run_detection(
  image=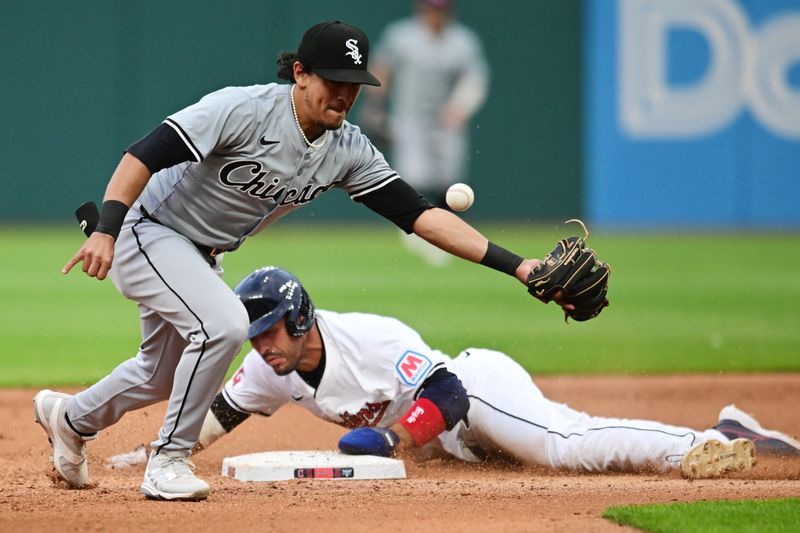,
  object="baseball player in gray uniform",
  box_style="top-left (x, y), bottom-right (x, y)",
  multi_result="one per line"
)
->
top-left (363, 0), bottom-right (490, 266)
top-left (197, 267), bottom-right (800, 478)
top-left (34, 21), bottom-right (550, 501)
top-left (370, 0), bottom-right (489, 197)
